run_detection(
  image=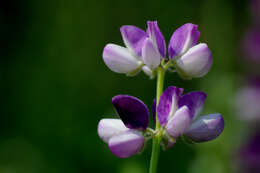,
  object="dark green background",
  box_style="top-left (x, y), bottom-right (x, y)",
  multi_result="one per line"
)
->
top-left (0, 0), bottom-right (249, 172)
